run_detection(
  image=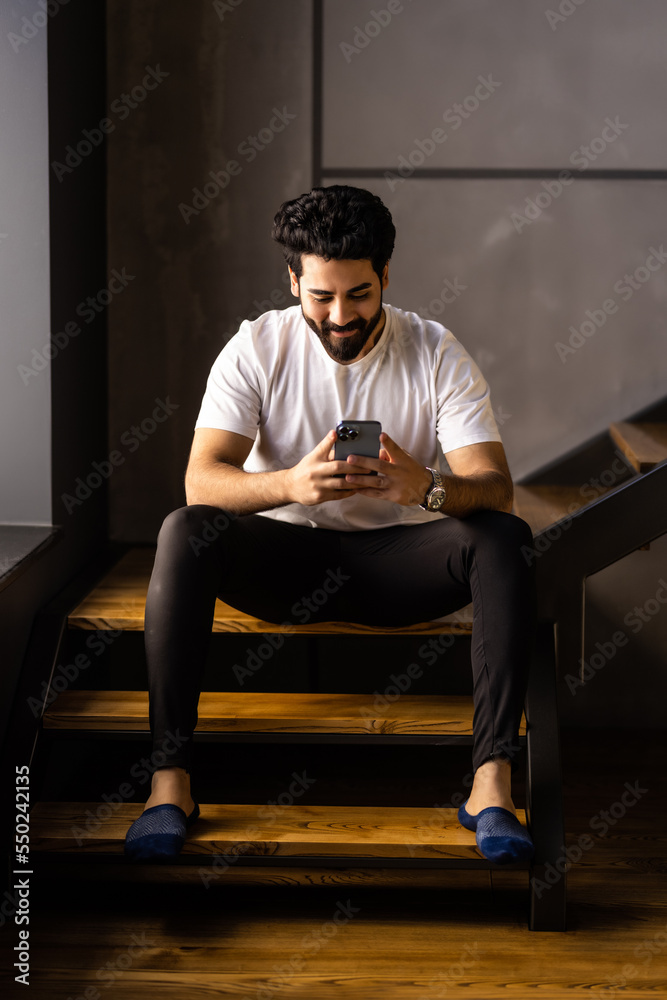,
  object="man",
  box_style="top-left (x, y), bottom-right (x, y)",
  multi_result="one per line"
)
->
top-left (124, 185), bottom-right (536, 865)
